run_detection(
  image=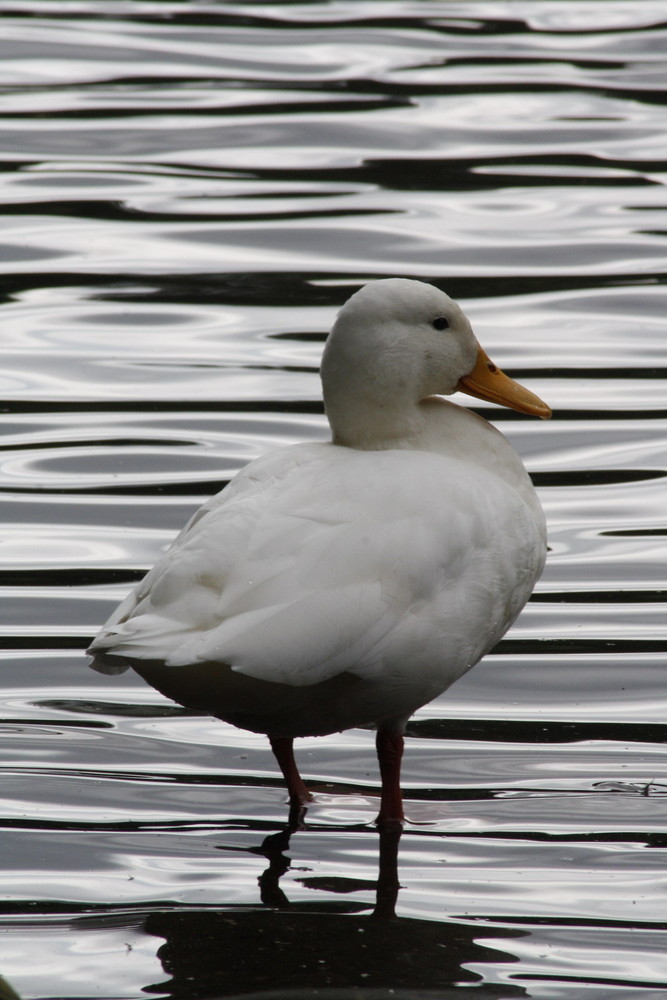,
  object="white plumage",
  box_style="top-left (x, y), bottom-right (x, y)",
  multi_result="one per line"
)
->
top-left (89, 278), bottom-right (550, 824)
